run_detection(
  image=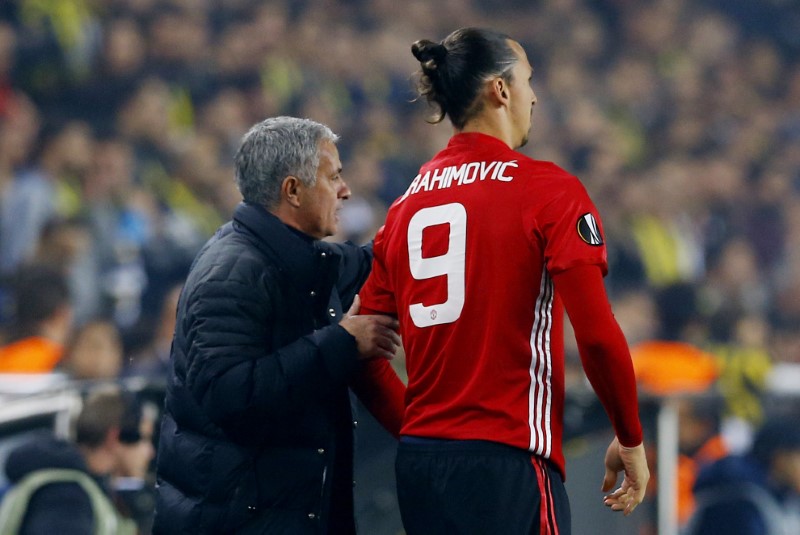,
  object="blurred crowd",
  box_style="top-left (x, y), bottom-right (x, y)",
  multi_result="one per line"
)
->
top-left (1, 1), bottom-right (799, 533)
top-left (0, 0), bottom-right (799, 387)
